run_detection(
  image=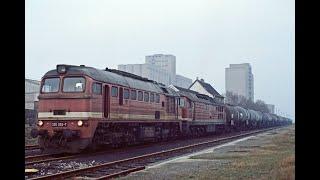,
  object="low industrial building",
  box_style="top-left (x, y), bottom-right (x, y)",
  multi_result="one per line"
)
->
top-left (25, 78), bottom-right (40, 124)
